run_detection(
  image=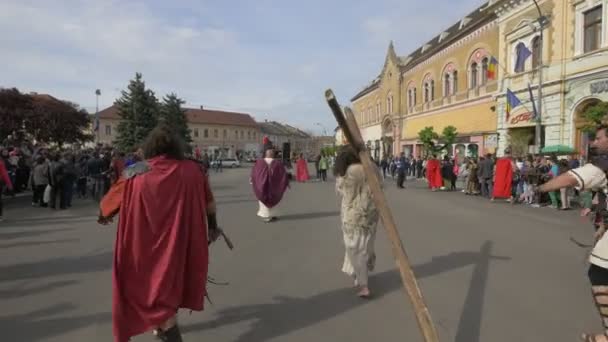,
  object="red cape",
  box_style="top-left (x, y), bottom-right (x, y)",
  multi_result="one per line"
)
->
top-left (295, 158), bottom-right (310, 182)
top-left (251, 158), bottom-right (289, 208)
top-left (112, 156), bottom-right (210, 342)
top-left (492, 158), bottom-right (513, 198)
top-left (426, 159), bottom-right (443, 189)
